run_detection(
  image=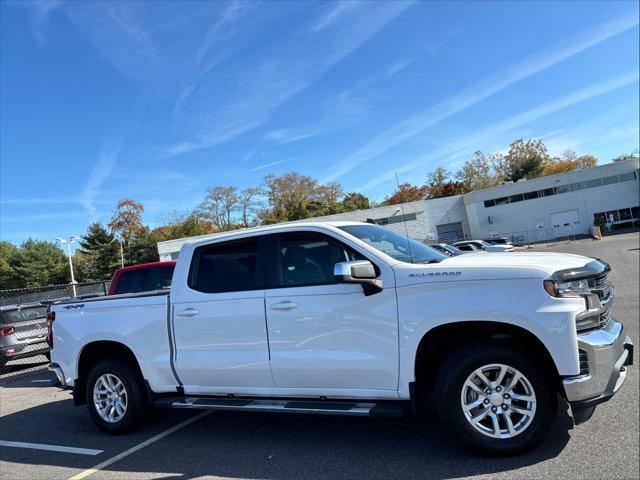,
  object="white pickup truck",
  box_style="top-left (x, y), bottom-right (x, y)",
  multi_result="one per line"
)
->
top-left (48, 221), bottom-right (633, 455)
